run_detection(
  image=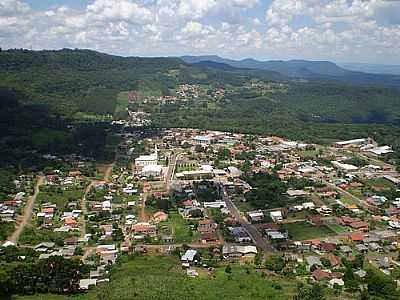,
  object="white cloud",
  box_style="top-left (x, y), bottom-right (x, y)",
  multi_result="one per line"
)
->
top-left (87, 0), bottom-right (153, 24)
top-left (0, 0), bottom-right (30, 16)
top-left (0, 0), bottom-right (399, 63)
